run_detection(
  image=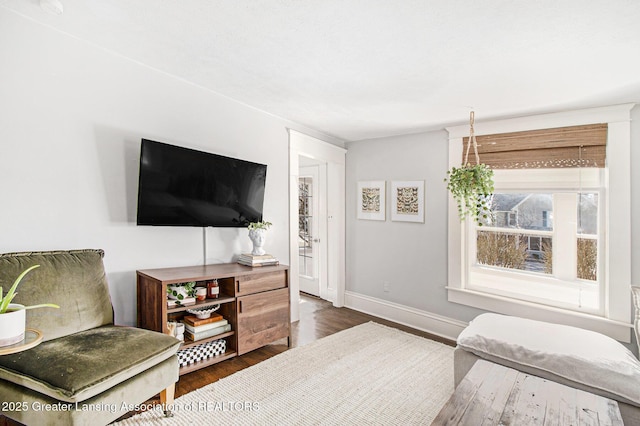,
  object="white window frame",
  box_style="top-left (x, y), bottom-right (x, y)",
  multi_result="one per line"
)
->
top-left (446, 104), bottom-right (634, 342)
top-left (468, 170), bottom-right (604, 314)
